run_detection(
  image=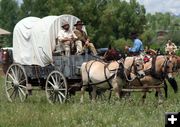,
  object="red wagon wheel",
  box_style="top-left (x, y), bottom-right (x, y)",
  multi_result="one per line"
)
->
top-left (45, 71), bottom-right (68, 104)
top-left (5, 63), bottom-right (28, 102)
